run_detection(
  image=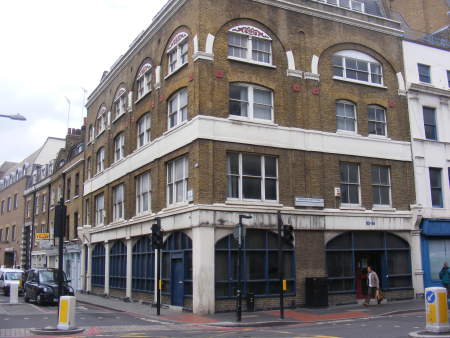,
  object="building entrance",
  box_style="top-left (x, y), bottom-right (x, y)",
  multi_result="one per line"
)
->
top-left (355, 251), bottom-right (383, 299)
